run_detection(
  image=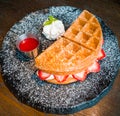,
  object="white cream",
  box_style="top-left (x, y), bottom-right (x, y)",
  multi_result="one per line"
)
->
top-left (45, 74), bottom-right (54, 80)
top-left (45, 74), bottom-right (73, 80)
top-left (42, 20), bottom-right (65, 40)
